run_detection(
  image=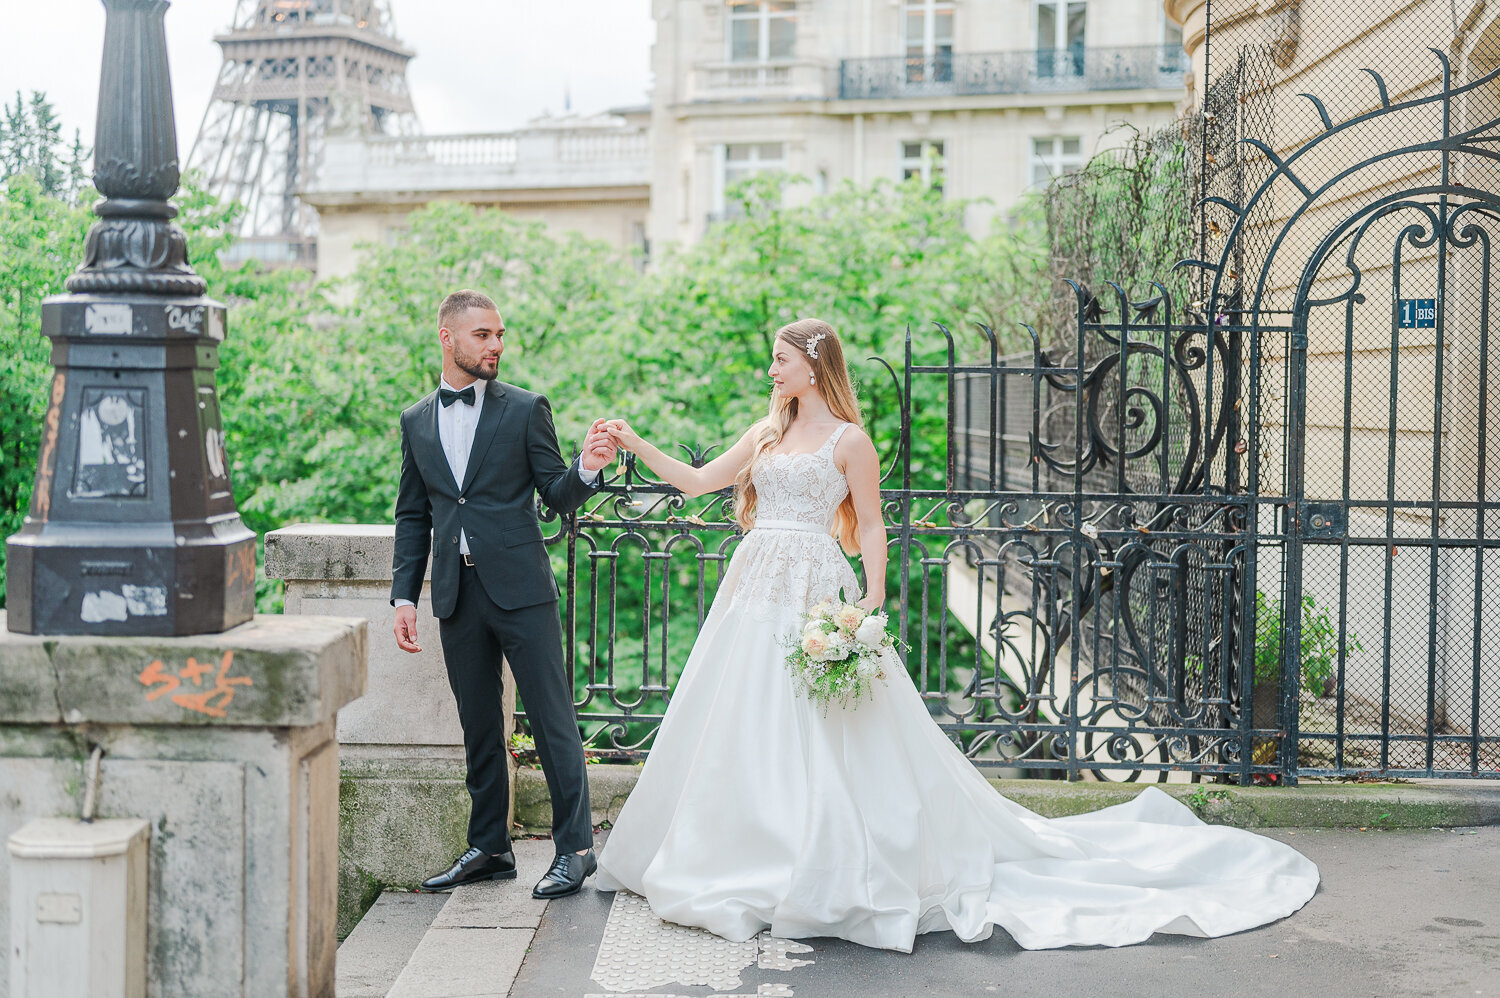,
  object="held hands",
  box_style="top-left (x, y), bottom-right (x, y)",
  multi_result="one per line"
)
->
top-left (394, 605), bottom-right (421, 653)
top-left (602, 418), bottom-right (643, 452)
top-left (580, 418), bottom-right (618, 473)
